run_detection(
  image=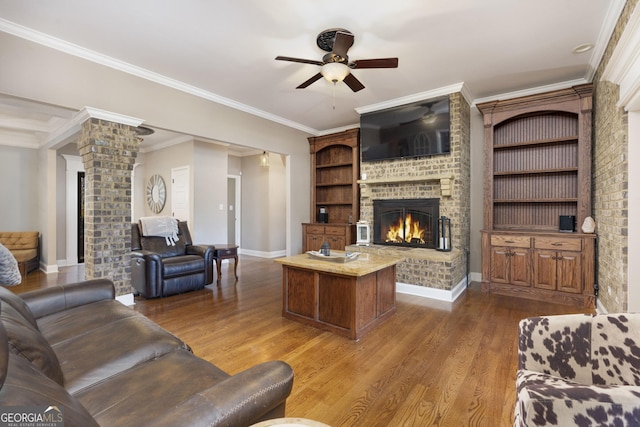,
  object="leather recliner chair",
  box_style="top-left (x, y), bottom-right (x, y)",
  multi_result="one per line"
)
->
top-left (131, 221), bottom-right (215, 298)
